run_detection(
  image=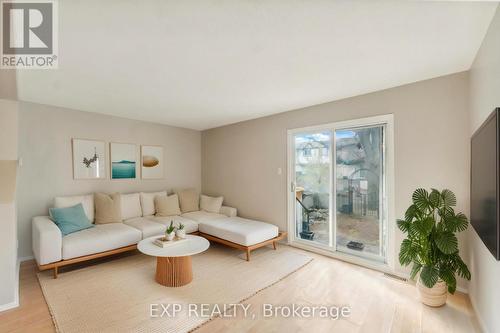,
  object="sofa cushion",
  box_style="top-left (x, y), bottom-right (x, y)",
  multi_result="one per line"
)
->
top-left (120, 193), bottom-right (142, 220)
top-left (146, 215), bottom-right (199, 234)
top-left (177, 189), bottom-right (199, 213)
top-left (200, 194), bottom-right (224, 214)
top-left (199, 217), bottom-right (279, 246)
top-left (94, 193), bottom-right (122, 224)
top-left (155, 194), bottom-right (181, 216)
top-left (49, 203), bottom-right (94, 236)
top-left (123, 217), bottom-right (165, 239)
top-left (54, 194), bottom-right (94, 222)
top-left (140, 191), bottom-right (166, 216)
top-left (62, 223), bottom-right (141, 260)
top-left (181, 210), bottom-right (226, 223)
